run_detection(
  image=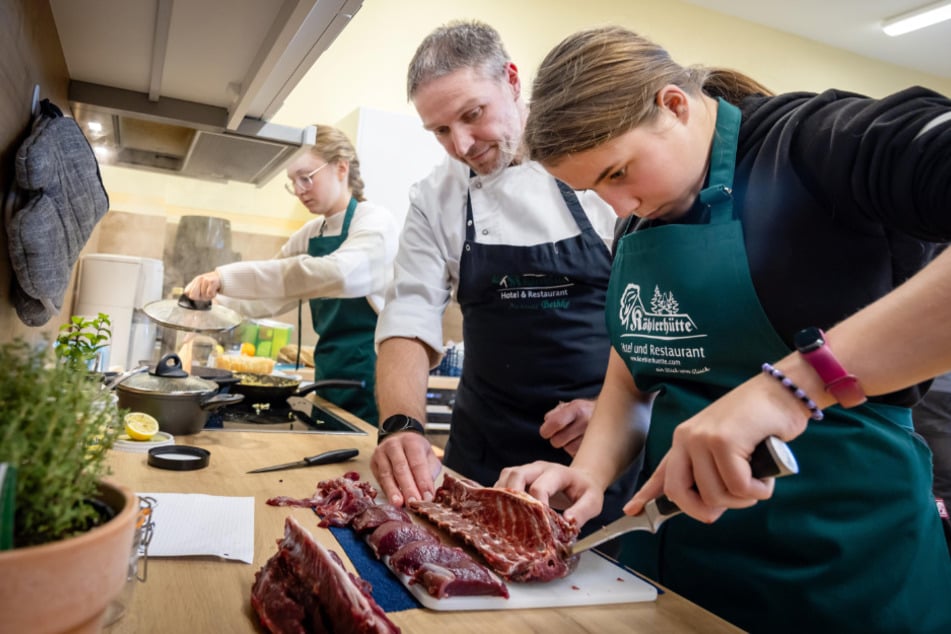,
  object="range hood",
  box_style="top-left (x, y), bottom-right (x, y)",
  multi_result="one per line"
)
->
top-left (50, 0), bottom-right (363, 186)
